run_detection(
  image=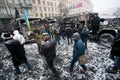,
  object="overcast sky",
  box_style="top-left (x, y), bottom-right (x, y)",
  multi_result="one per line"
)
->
top-left (92, 0), bottom-right (120, 13)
